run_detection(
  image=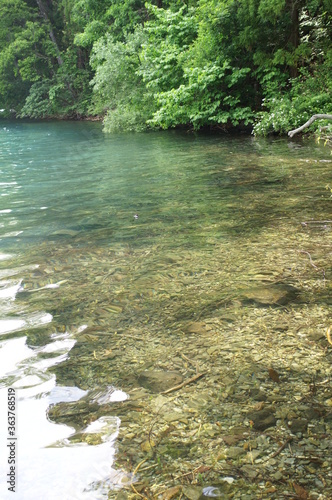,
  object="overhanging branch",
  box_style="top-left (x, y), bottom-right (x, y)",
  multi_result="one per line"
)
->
top-left (288, 114), bottom-right (332, 137)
